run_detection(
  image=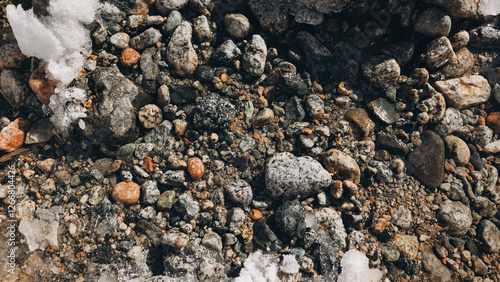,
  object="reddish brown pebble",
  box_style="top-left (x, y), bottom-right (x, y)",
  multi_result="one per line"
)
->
top-left (120, 47), bottom-right (141, 67)
top-left (372, 218), bottom-right (387, 234)
top-left (144, 156), bottom-right (154, 173)
top-left (0, 118), bottom-right (30, 152)
top-left (29, 64), bottom-right (57, 105)
top-left (112, 180), bottom-right (140, 206)
top-left (486, 112), bottom-right (500, 134)
top-left (187, 157), bottom-right (205, 180)
top-left (105, 160), bottom-right (122, 175)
